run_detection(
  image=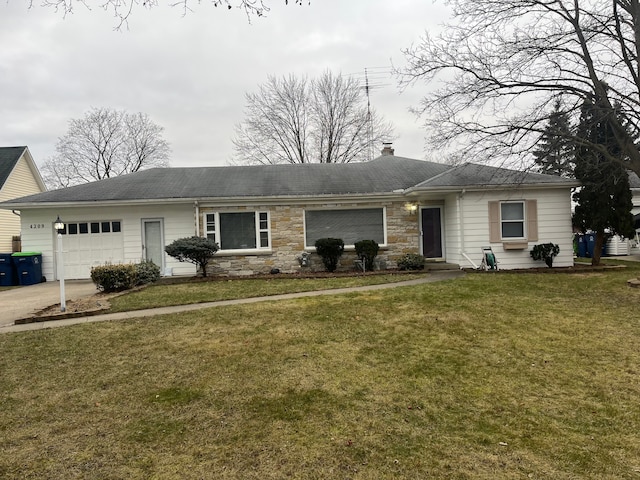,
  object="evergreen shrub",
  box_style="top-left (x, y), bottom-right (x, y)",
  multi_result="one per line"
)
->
top-left (165, 236), bottom-right (219, 277)
top-left (397, 253), bottom-right (425, 270)
top-left (91, 264), bottom-right (138, 292)
top-left (314, 238), bottom-right (345, 272)
top-left (135, 259), bottom-right (161, 285)
top-left (354, 239), bottom-right (380, 271)
top-left (530, 243), bottom-right (560, 268)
